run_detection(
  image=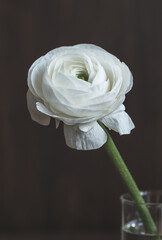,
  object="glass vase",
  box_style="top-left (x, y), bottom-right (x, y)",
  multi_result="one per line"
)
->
top-left (121, 190), bottom-right (162, 240)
